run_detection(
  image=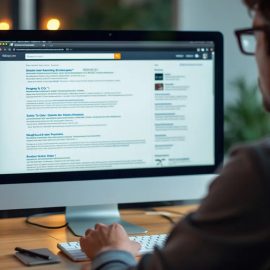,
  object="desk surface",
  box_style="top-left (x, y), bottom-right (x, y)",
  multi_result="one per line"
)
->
top-left (0, 205), bottom-right (198, 270)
